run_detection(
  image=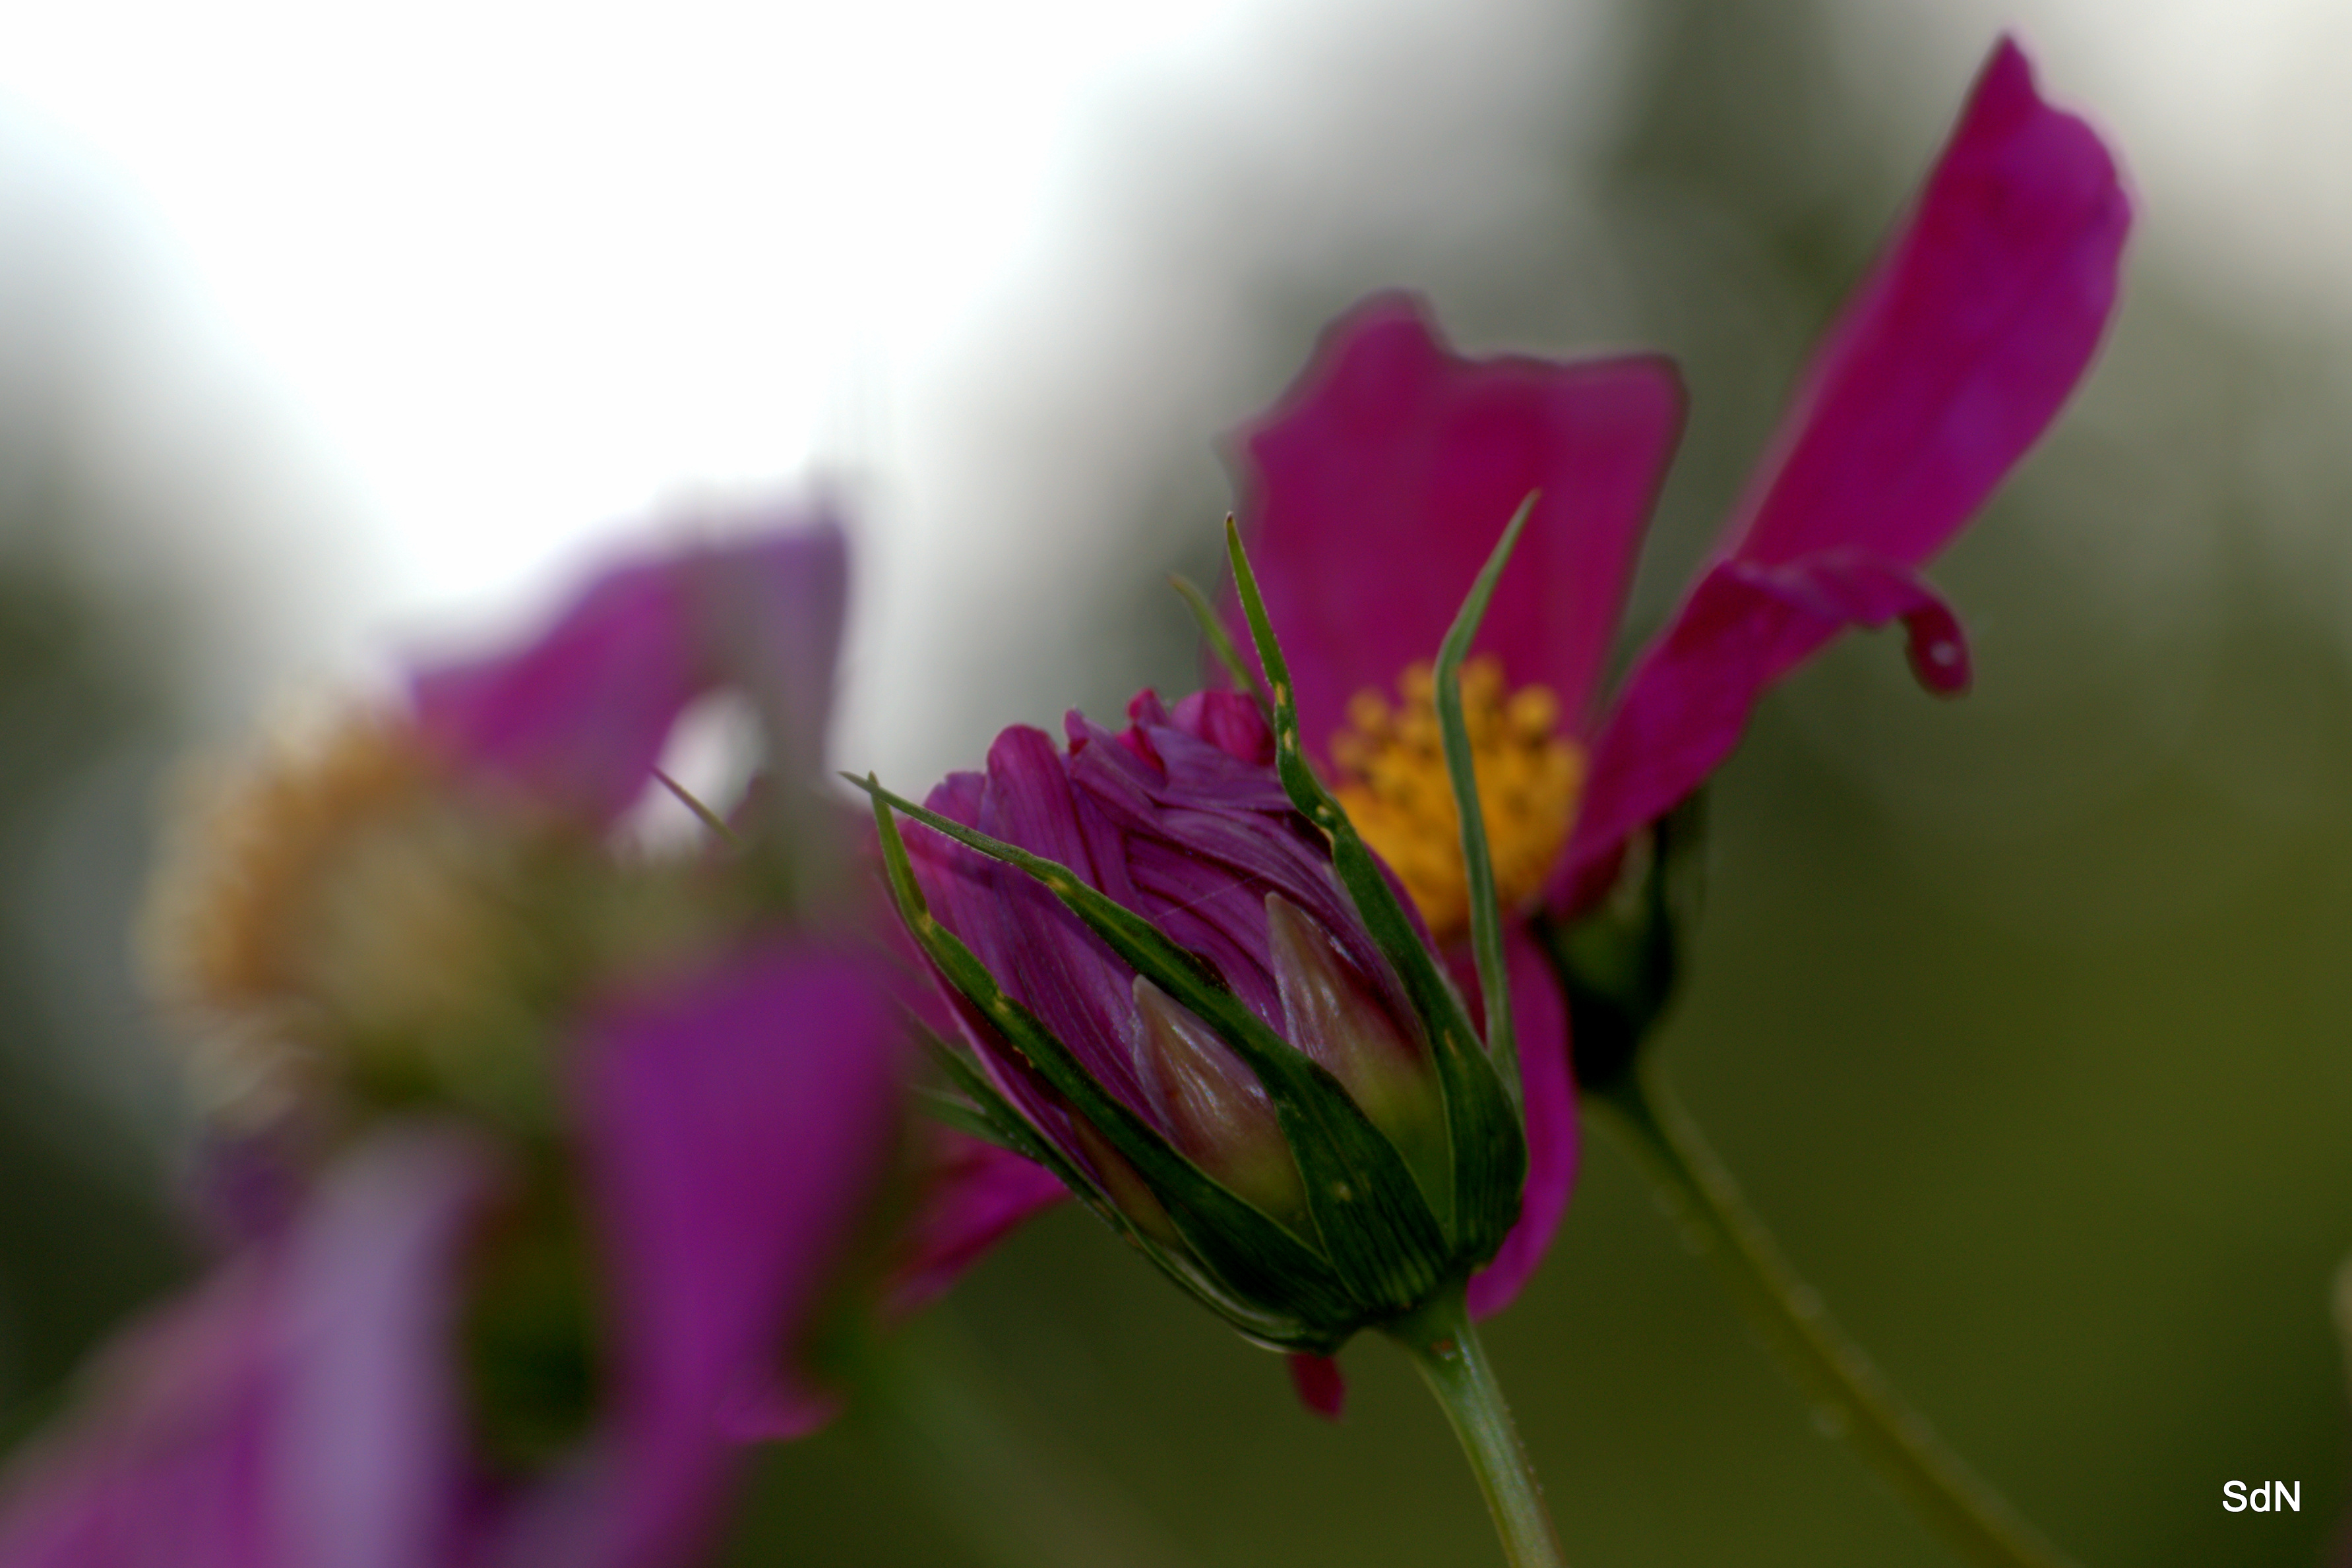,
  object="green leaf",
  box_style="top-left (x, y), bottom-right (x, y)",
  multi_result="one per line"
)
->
top-left (1223, 519), bottom-right (1526, 1262)
top-left (857, 773), bottom-right (1450, 1316)
top-left (913, 1024), bottom-right (1084, 1176)
top-left (867, 785), bottom-right (1351, 1343)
